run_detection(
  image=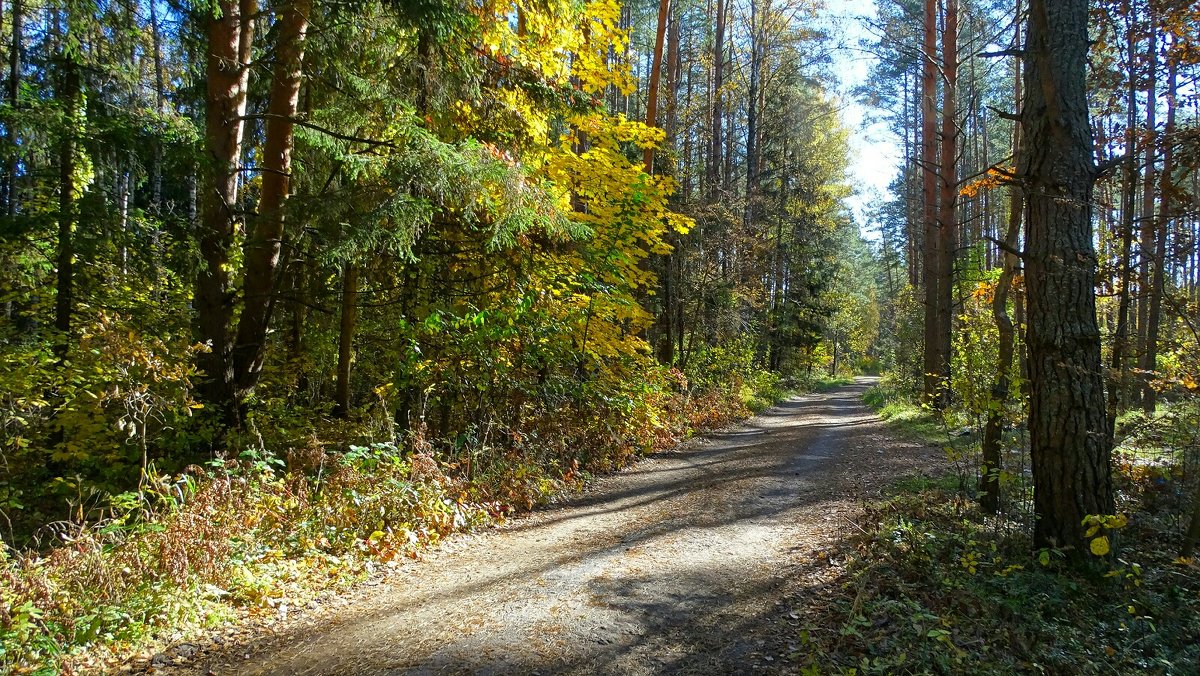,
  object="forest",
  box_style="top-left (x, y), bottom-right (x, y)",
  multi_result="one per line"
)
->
top-left (0, 0), bottom-right (1198, 671)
